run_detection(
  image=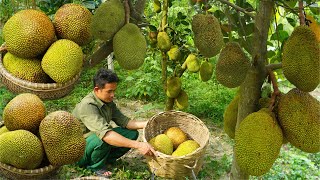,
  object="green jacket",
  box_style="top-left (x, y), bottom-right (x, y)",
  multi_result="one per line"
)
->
top-left (72, 91), bottom-right (129, 139)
